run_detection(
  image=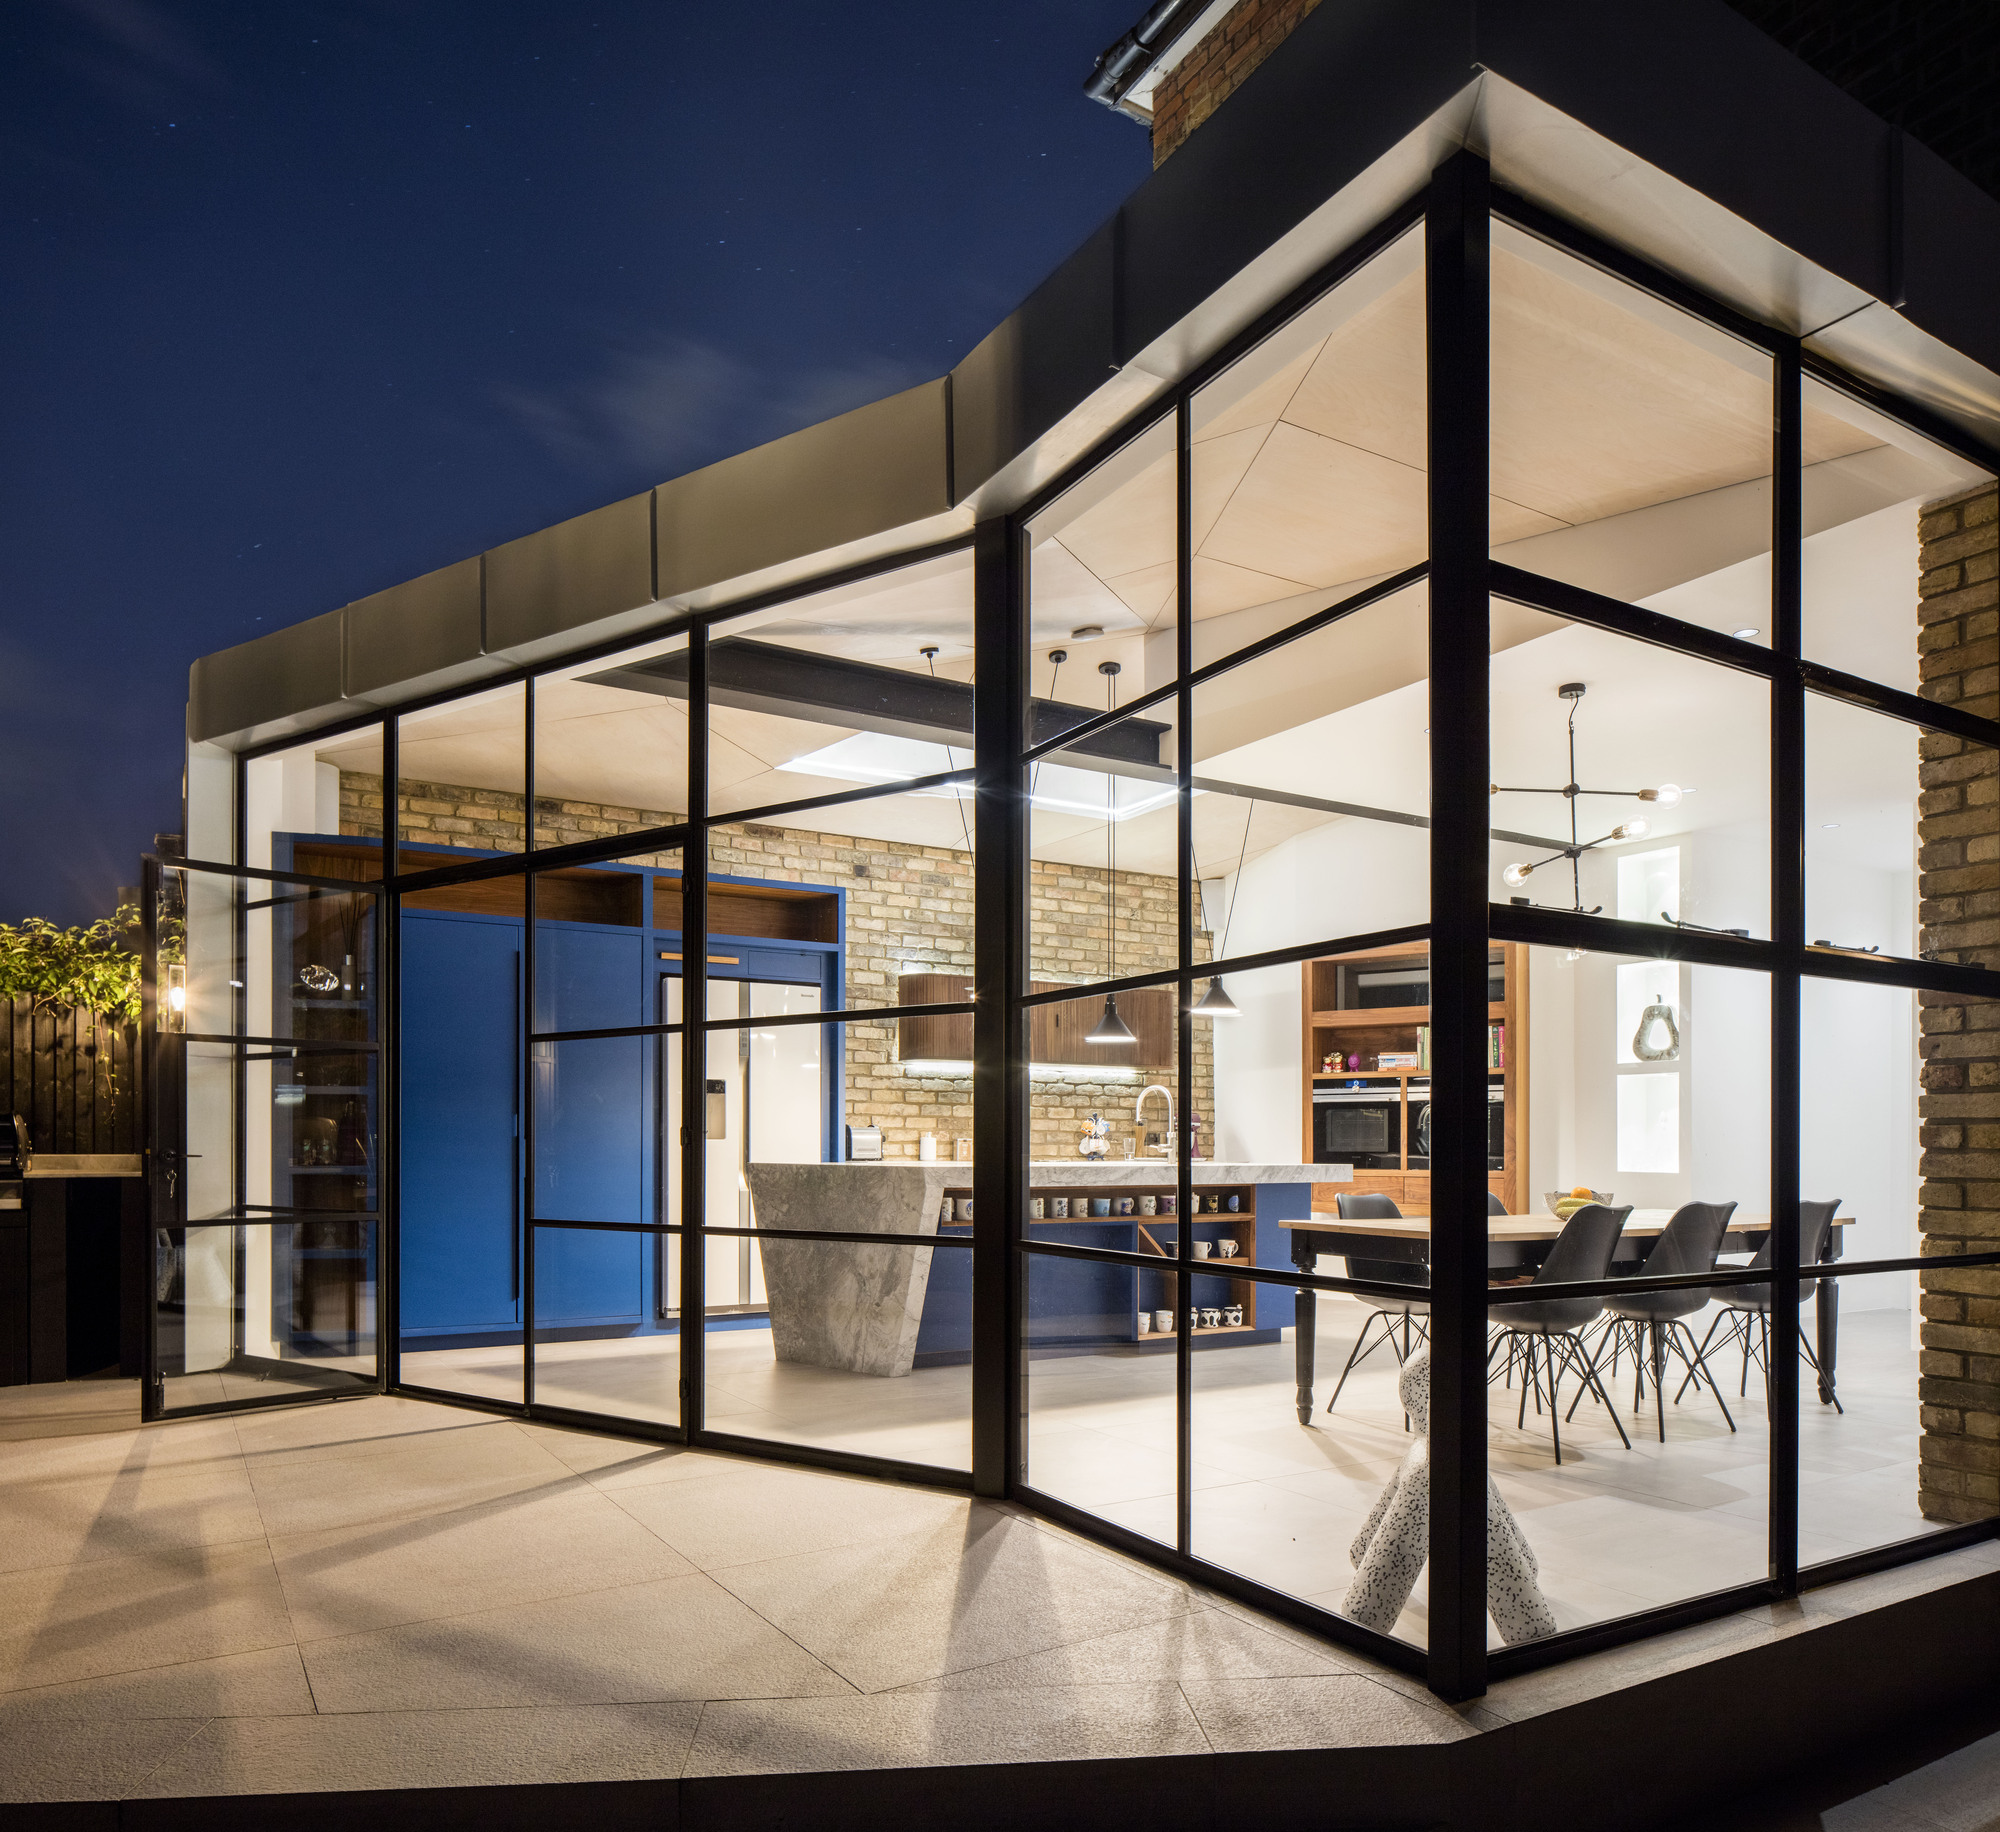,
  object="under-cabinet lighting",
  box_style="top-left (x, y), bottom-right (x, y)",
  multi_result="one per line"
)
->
top-left (899, 1059), bottom-right (1144, 1082)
